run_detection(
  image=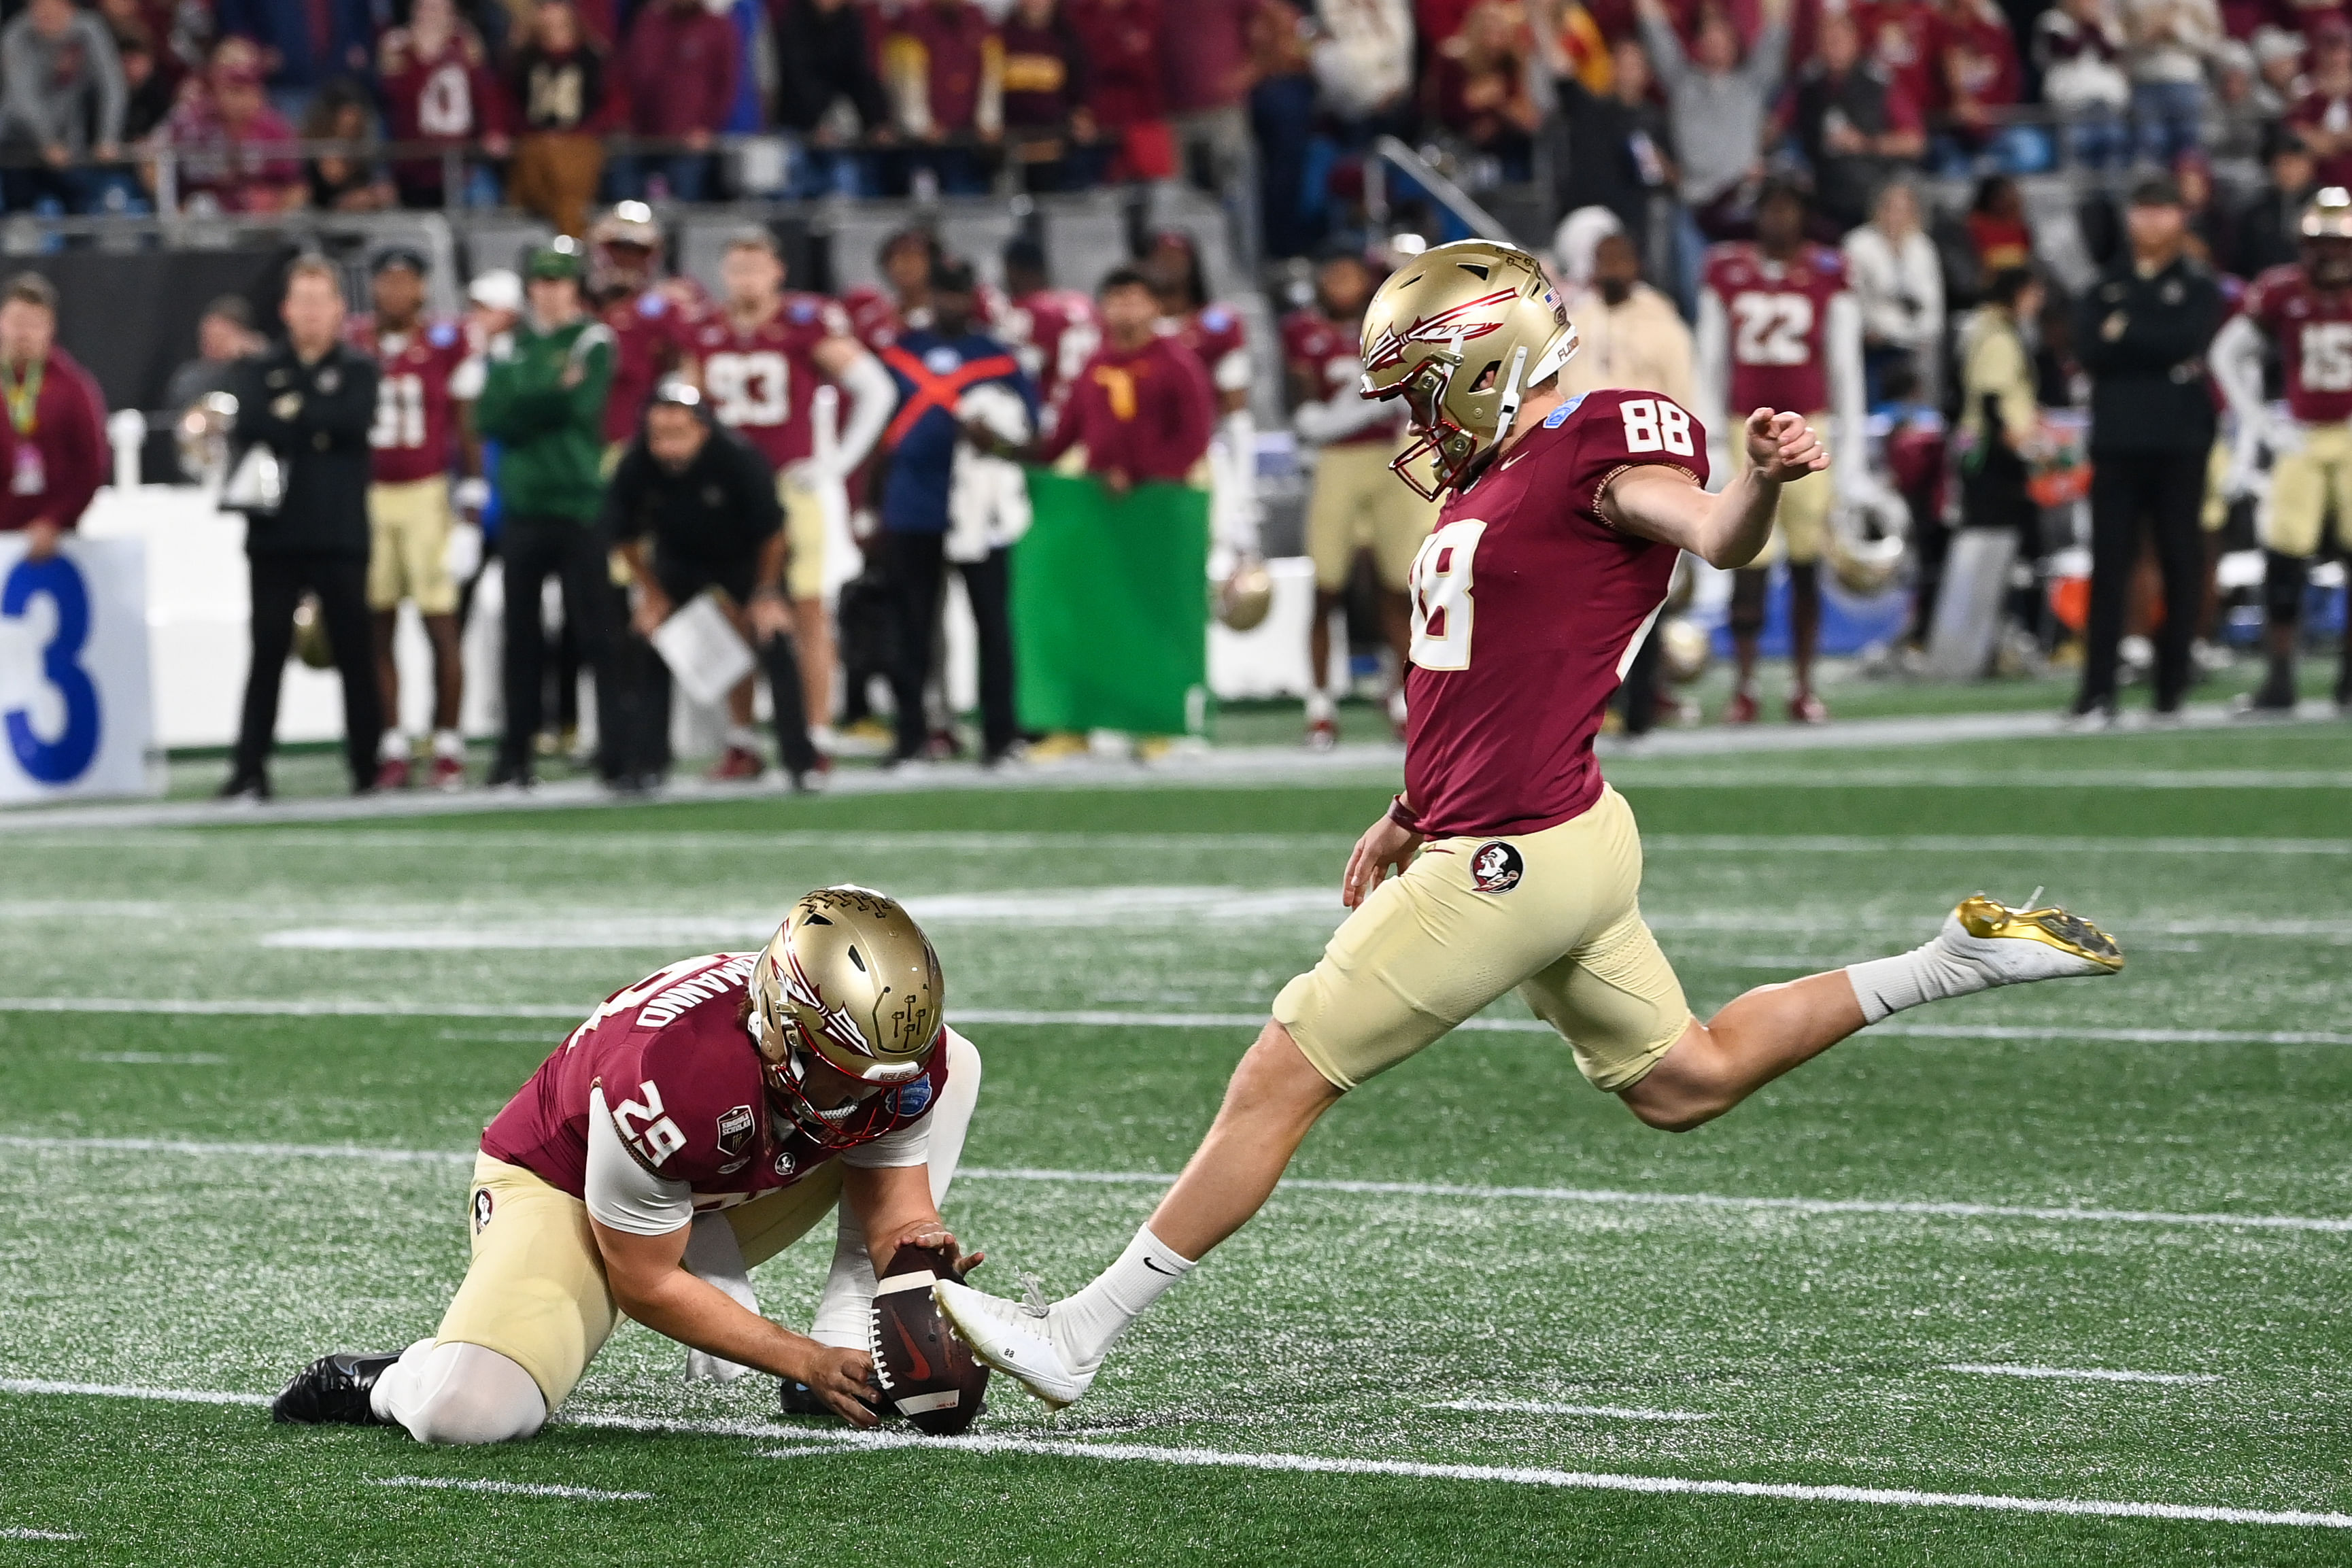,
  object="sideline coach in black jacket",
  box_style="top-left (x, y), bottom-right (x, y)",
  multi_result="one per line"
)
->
top-left (2073, 174), bottom-right (2224, 722)
top-left (220, 256), bottom-right (384, 800)
top-left (608, 385), bottom-right (819, 788)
